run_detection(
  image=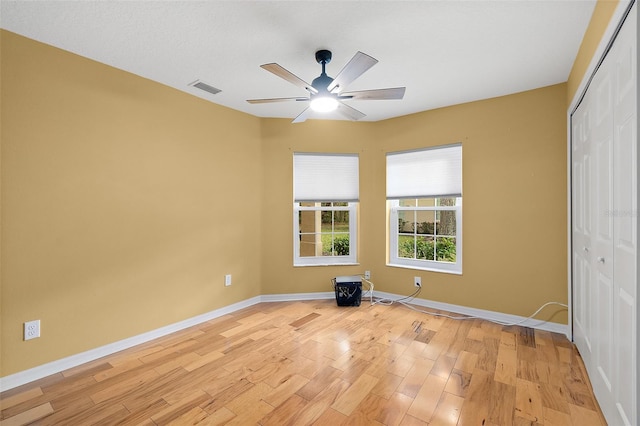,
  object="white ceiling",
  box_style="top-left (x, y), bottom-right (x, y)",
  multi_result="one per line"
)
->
top-left (1, 1), bottom-right (596, 123)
